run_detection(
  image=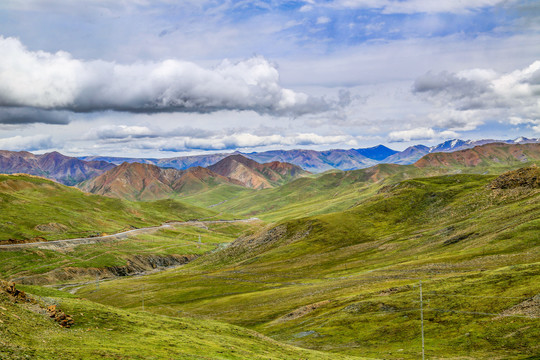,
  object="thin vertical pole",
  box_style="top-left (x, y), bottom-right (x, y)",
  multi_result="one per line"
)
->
top-left (420, 280), bottom-right (425, 360)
